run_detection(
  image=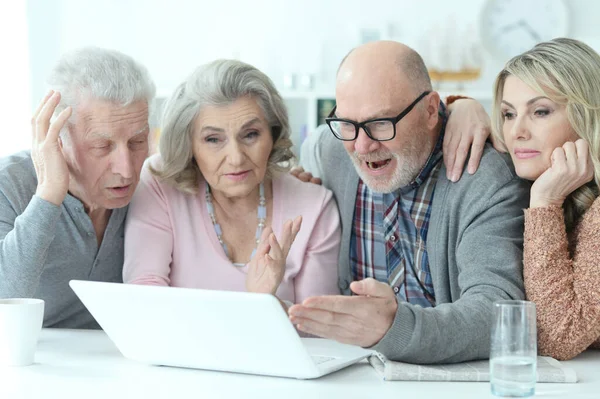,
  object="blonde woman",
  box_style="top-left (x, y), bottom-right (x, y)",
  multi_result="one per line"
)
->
top-left (490, 38), bottom-right (600, 360)
top-left (123, 60), bottom-right (342, 308)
